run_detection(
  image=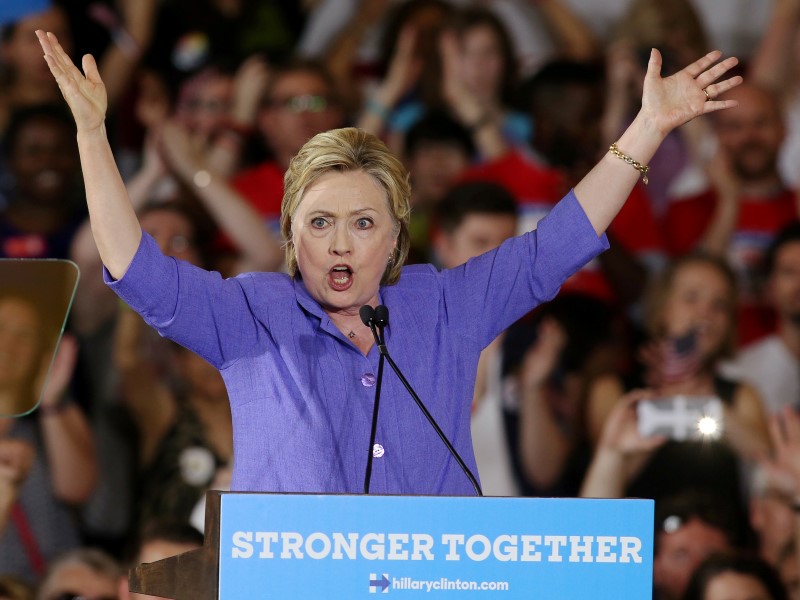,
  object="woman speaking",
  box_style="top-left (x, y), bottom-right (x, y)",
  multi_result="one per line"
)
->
top-left (36, 30), bottom-right (741, 496)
